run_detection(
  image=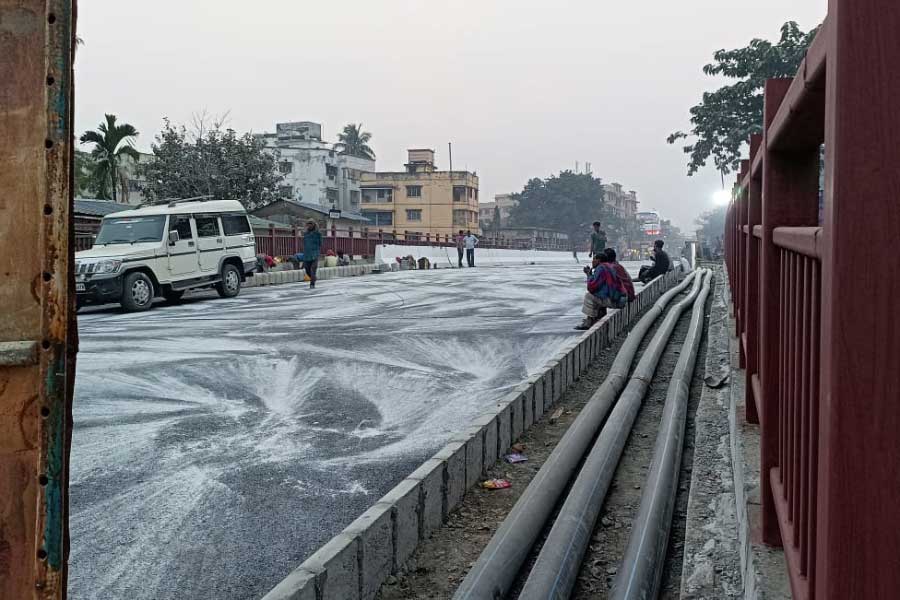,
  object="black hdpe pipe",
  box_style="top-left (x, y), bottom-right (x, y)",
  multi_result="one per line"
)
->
top-left (609, 270), bottom-right (713, 600)
top-left (517, 270), bottom-right (708, 600)
top-left (453, 271), bottom-right (698, 600)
